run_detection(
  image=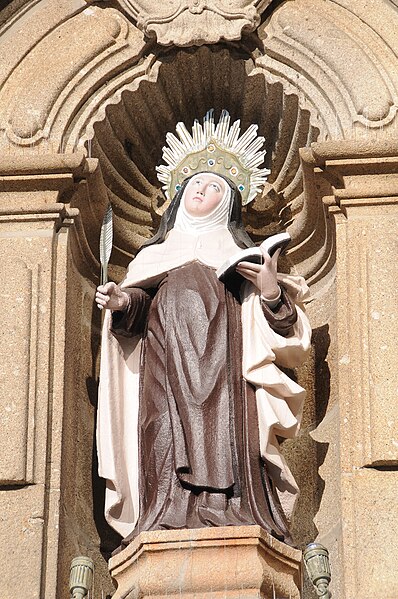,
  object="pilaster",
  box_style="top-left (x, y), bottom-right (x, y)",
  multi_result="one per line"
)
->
top-left (0, 152), bottom-right (108, 598)
top-left (301, 139), bottom-right (398, 599)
